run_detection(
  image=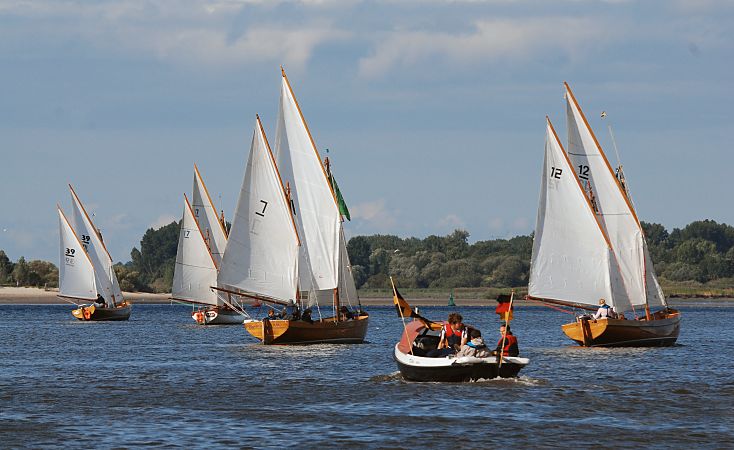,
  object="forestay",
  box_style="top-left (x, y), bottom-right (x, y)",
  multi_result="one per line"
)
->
top-left (69, 186), bottom-right (123, 306)
top-left (274, 72), bottom-right (341, 291)
top-left (191, 166), bottom-right (228, 266)
top-left (529, 120), bottom-right (632, 312)
top-left (172, 196), bottom-right (220, 306)
top-left (565, 84), bottom-right (644, 311)
top-left (58, 207), bottom-right (97, 301)
top-left (218, 117), bottom-right (300, 303)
